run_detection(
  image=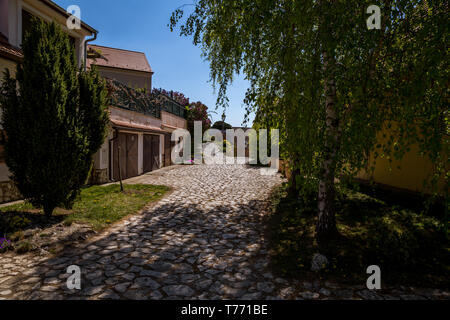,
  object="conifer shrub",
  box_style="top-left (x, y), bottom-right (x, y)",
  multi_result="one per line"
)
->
top-left (0, 18), bottom-right (109, 216)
